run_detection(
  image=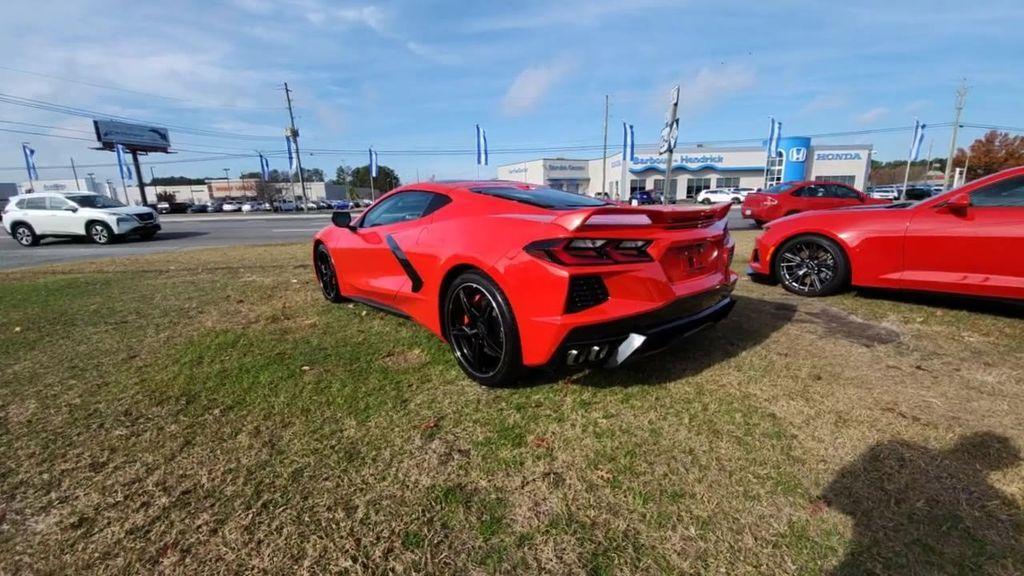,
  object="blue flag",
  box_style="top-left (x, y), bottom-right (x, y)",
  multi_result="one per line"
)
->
top-left (622, 122), bottom-right (635, 162)
top-left (115, 143), bottom-right (133, 181)
top-left (767, 117), bottom-right (781, 158)
top-left (21, 143), bottom-right (39, 181)
top-left (259, 153), bottom-right (270, 181)
top-left (369, 148), bottom-right (379, 178)
top-left (909, 119), bottom-right (926, 161)
top-left (286, 137), bottom-right (297, 173)
top-left (476, 124), bottom-right (488, 166)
